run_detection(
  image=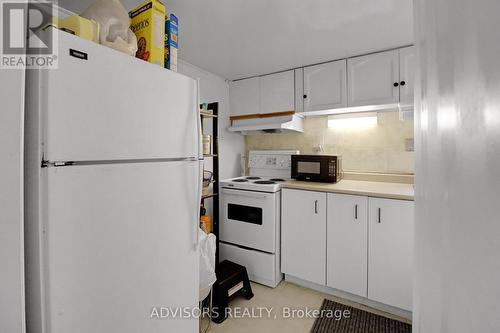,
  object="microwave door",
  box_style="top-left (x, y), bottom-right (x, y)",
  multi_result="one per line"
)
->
top-left (297, 161), bottom-right (321, 175)
top-left (292, 155), bottom-right (341, 182)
